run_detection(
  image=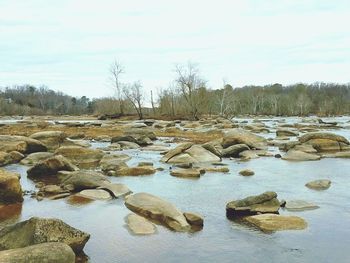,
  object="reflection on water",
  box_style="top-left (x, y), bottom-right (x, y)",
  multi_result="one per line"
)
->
top-left (0, 117), bottom-right (350, 263)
